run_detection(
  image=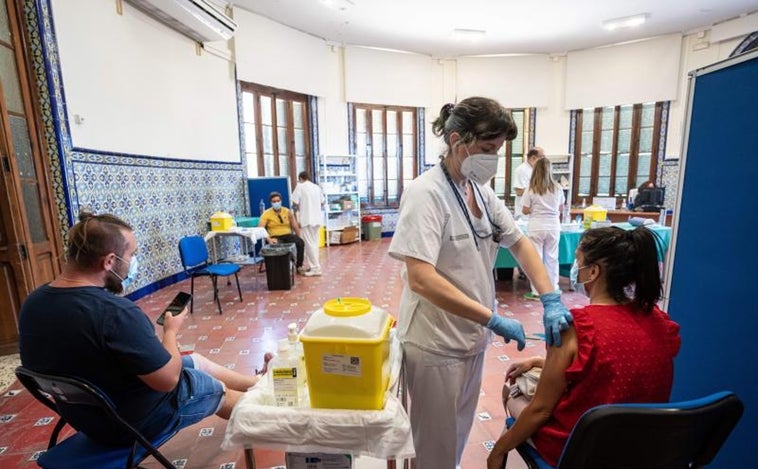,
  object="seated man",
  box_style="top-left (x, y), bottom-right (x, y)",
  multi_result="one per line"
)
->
top-left (19, 212), bottom-right (269, 446)
top-left (258, 191), bottom-right (306, 274)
